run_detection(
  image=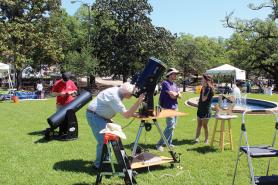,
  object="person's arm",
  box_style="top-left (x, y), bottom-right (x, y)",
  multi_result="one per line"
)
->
top-left (121, 93), bottom-right (145, 118)
top-left (165, 86), bottom-right (179, 99)
top-left (167, 91), bottom-right (177, 99)
top-left (51, 82), bottom-right (66, 97)
top-left (65, 80), bottom-right (77, 95)
top-left (51, 91), bottom-right (66, 97)
top-left (201, 87), bottom-right (210, 102)
top-left (167, 83), bottom-right (181, 99)
top-left (161, 81), bottom-right (176, 99)
top-left (66, 91), bottom-right (77, 96)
